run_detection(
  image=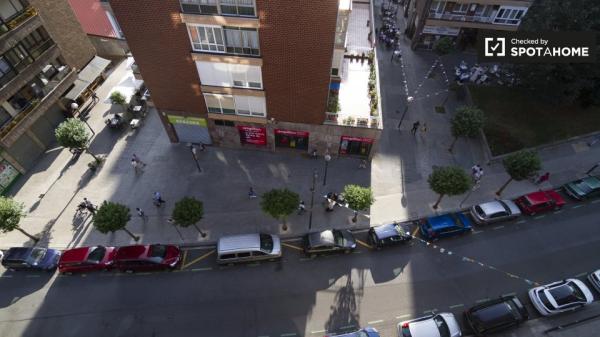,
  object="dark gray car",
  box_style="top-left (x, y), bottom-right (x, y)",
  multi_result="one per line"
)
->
top-left (1, 247), bottom-right (61, 271)
top-left (304, 229), bottom-right (356, 256)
